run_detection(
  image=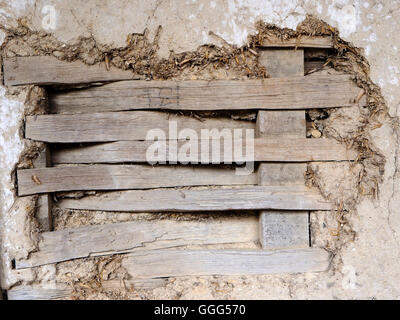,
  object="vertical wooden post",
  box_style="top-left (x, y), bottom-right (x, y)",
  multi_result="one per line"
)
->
top-left (257, 49), bottom-right (309, 249)
top-left (33, 148), bottom-right (53, 231)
